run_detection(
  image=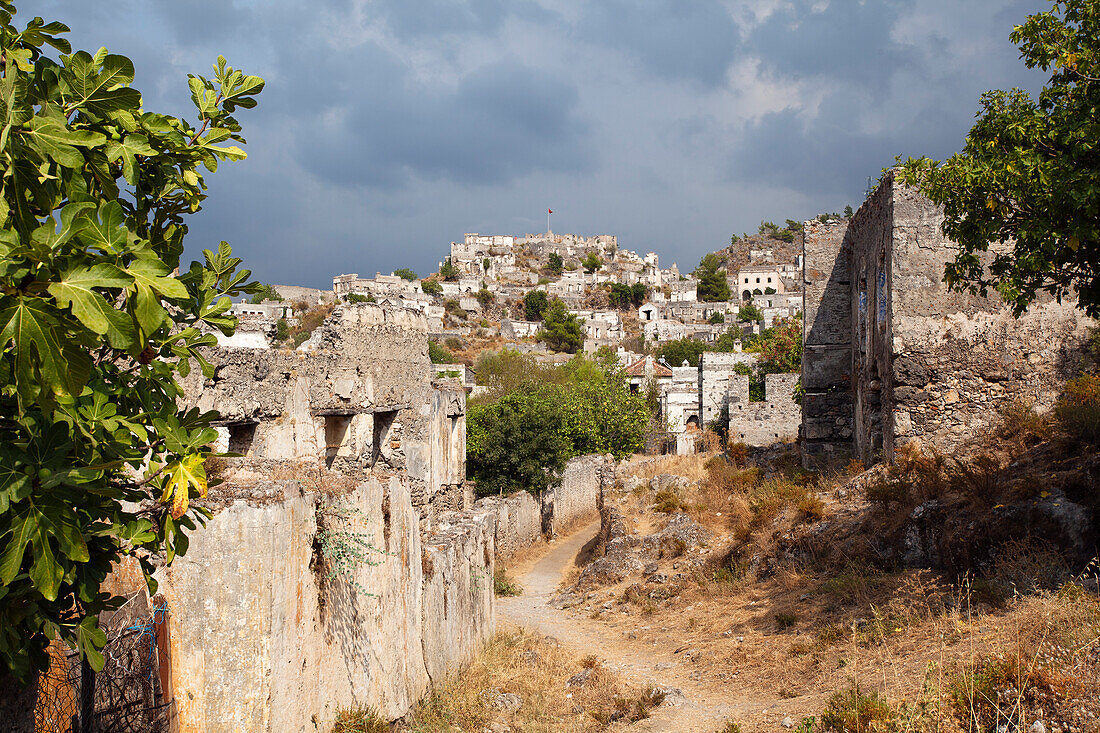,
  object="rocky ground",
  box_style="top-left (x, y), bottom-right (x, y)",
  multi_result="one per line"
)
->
top-left (404, 414), bottom-right (1100, 732)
